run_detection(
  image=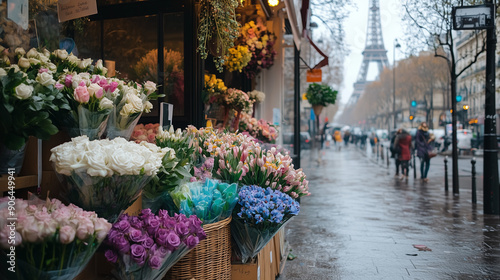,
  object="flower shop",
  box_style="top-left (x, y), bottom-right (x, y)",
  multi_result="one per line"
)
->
top-left (0, 0), bottom-right (320, 279)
